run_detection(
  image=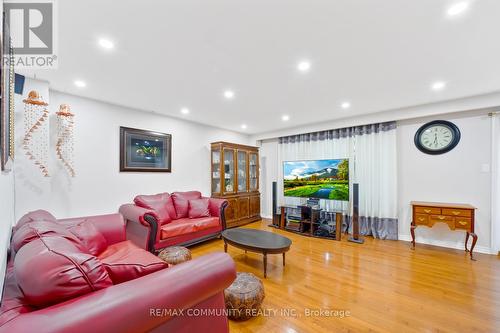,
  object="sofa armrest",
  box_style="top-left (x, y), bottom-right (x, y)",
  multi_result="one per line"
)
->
top-left (206, 198), bottom-right (228, 229)
top-left (57, 213), bottom-right (126, 245)
top-left (119, 204), bottom-right (160, 227)
top-left (119, 204), bottom-right (161, 252)
top-left (1, 252), bottom-right (236, 333)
